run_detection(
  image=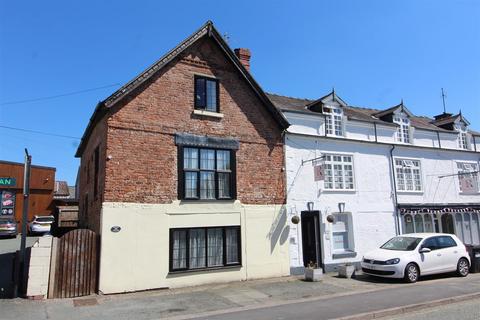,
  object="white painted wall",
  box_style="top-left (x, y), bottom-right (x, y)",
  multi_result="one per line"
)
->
top-left (26, 236), bottom-right (52, 299)
top-left (284, 110), bottom-right (480, 272)
top-left (285, 134), bottom-right (397, 269)
top-left (98, 201), bottom-right (290, 294)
